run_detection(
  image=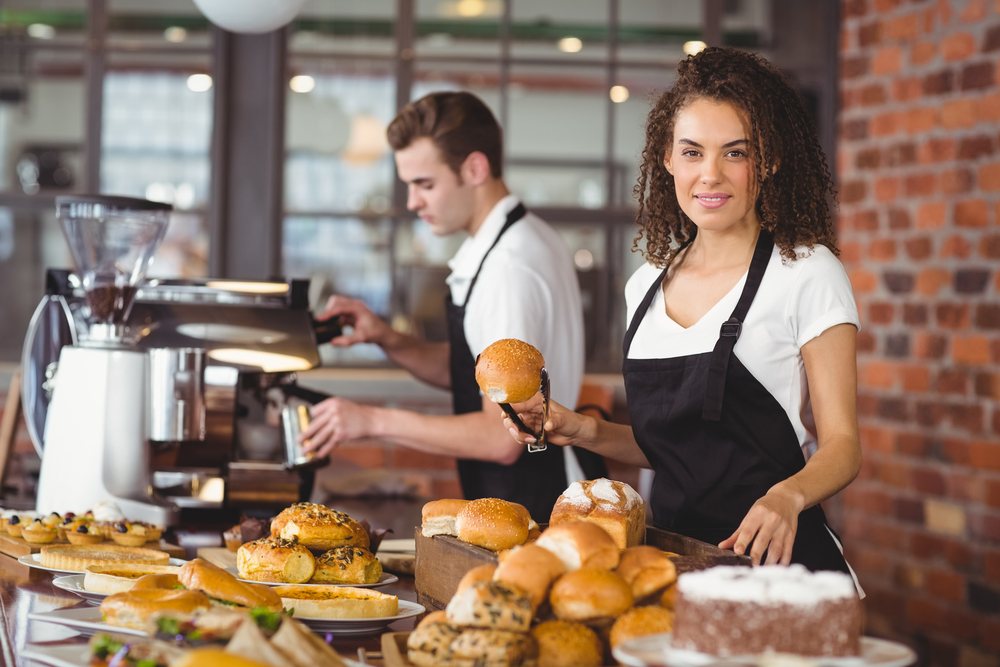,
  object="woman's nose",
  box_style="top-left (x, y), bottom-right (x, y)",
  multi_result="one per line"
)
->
top-left (700, 158), bottom-right (722, 184)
